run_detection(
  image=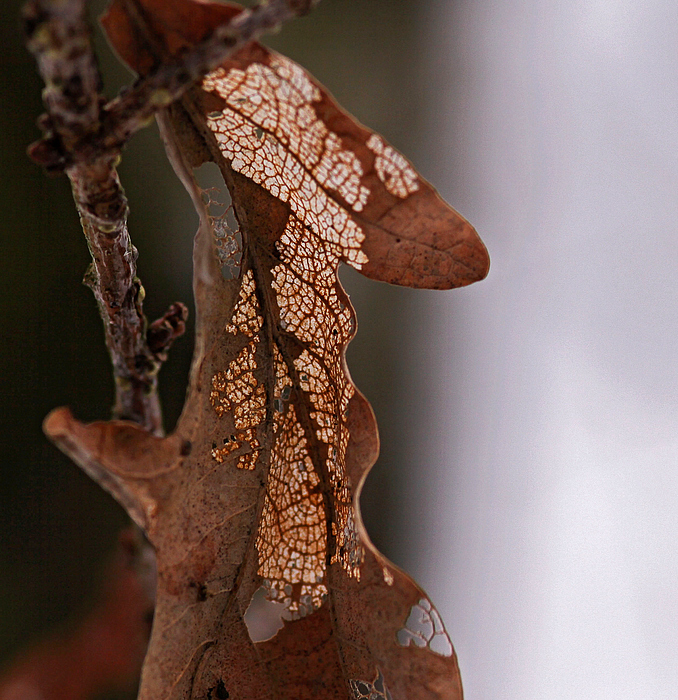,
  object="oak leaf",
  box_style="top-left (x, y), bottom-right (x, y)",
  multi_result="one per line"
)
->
top-left (45, 2), bottom-right (489, 699)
